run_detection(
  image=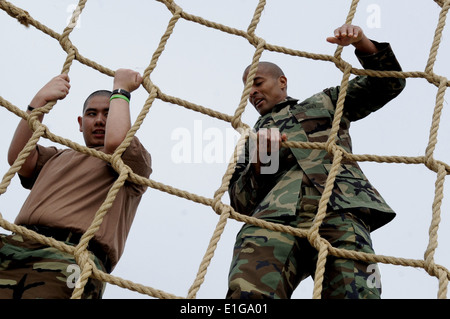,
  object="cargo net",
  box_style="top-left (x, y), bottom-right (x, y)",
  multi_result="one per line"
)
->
top-left (0, 0), bottom-right (449, 299)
